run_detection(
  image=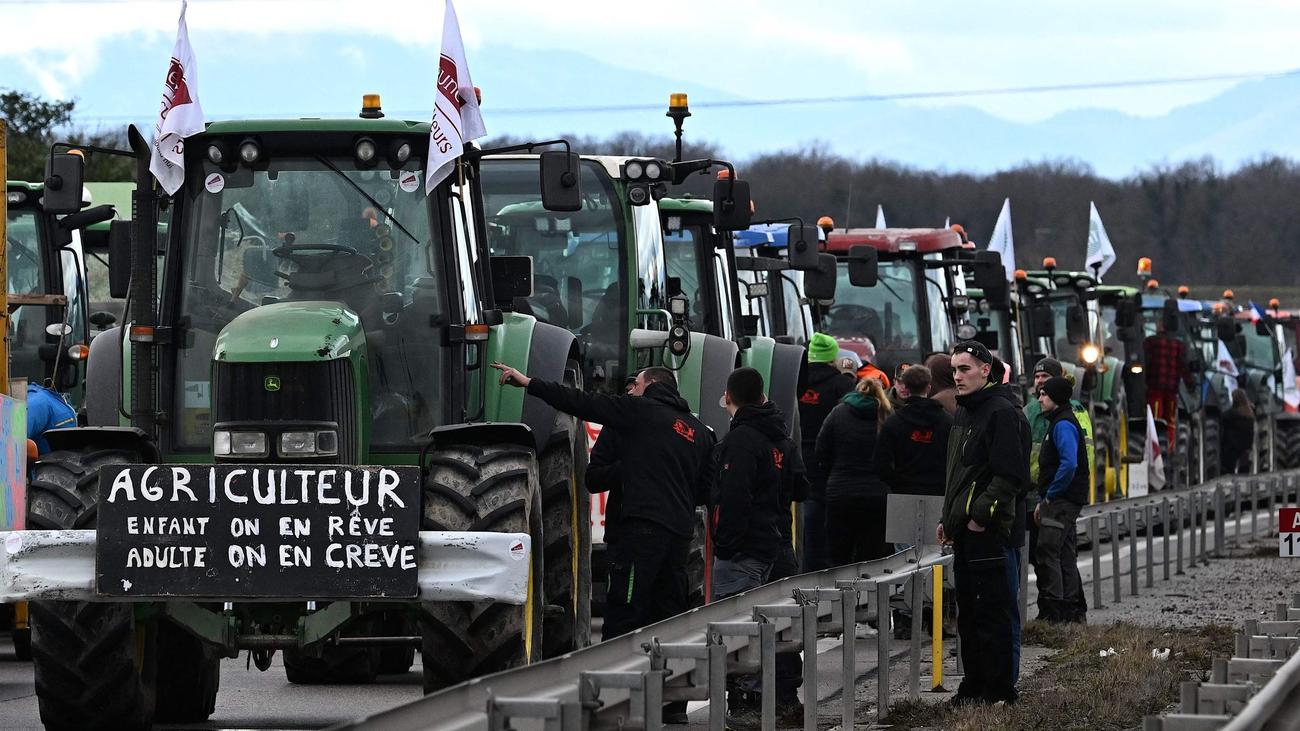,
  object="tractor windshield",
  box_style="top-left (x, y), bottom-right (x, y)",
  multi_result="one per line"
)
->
top-left (172, 156), bottom-right (447, 451)
top-left (481, 159), bottom-right (625, 381)
top-left (825, 259), bottom-right (920, 372)
top-left (5, 206), bottom-right (48, 383)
